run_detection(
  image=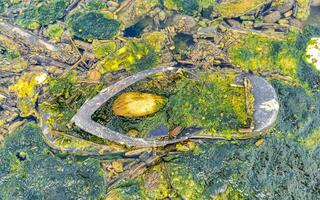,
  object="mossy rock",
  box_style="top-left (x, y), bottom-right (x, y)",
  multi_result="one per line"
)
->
top-left (16, 0), bottom-right (68, 30)
top-left (68, 12), bottom-right (120, 40)
top-left (228, 33), bottom-right (298, 77)
top-left (216, 0), bottom-right (266, 18)
top-left (96, 39), bottom-right (158, 73)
